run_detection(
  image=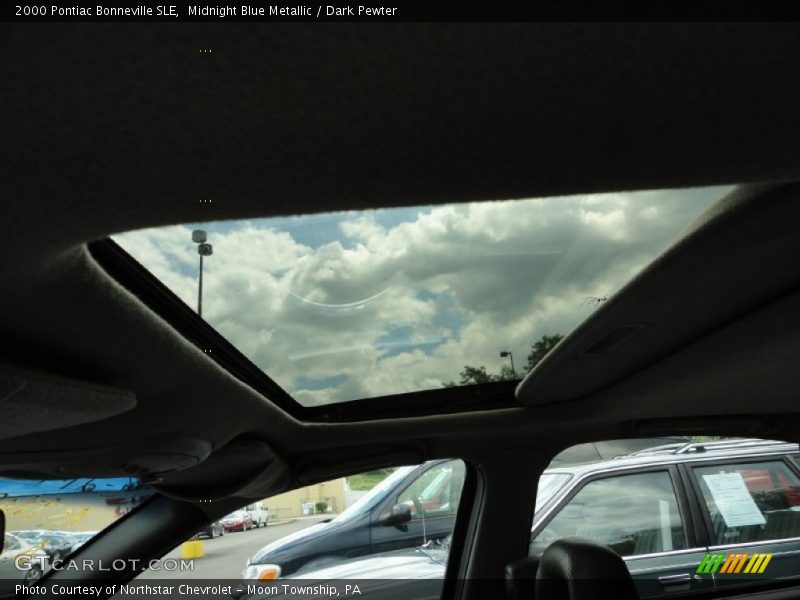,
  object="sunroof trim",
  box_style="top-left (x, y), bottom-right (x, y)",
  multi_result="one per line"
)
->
top-left (89, 238), bottom-right (519, 423)
top-left (108, 188), bottom-right (729, 410)
top-left (89, 238), bottom-right (299, 411)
